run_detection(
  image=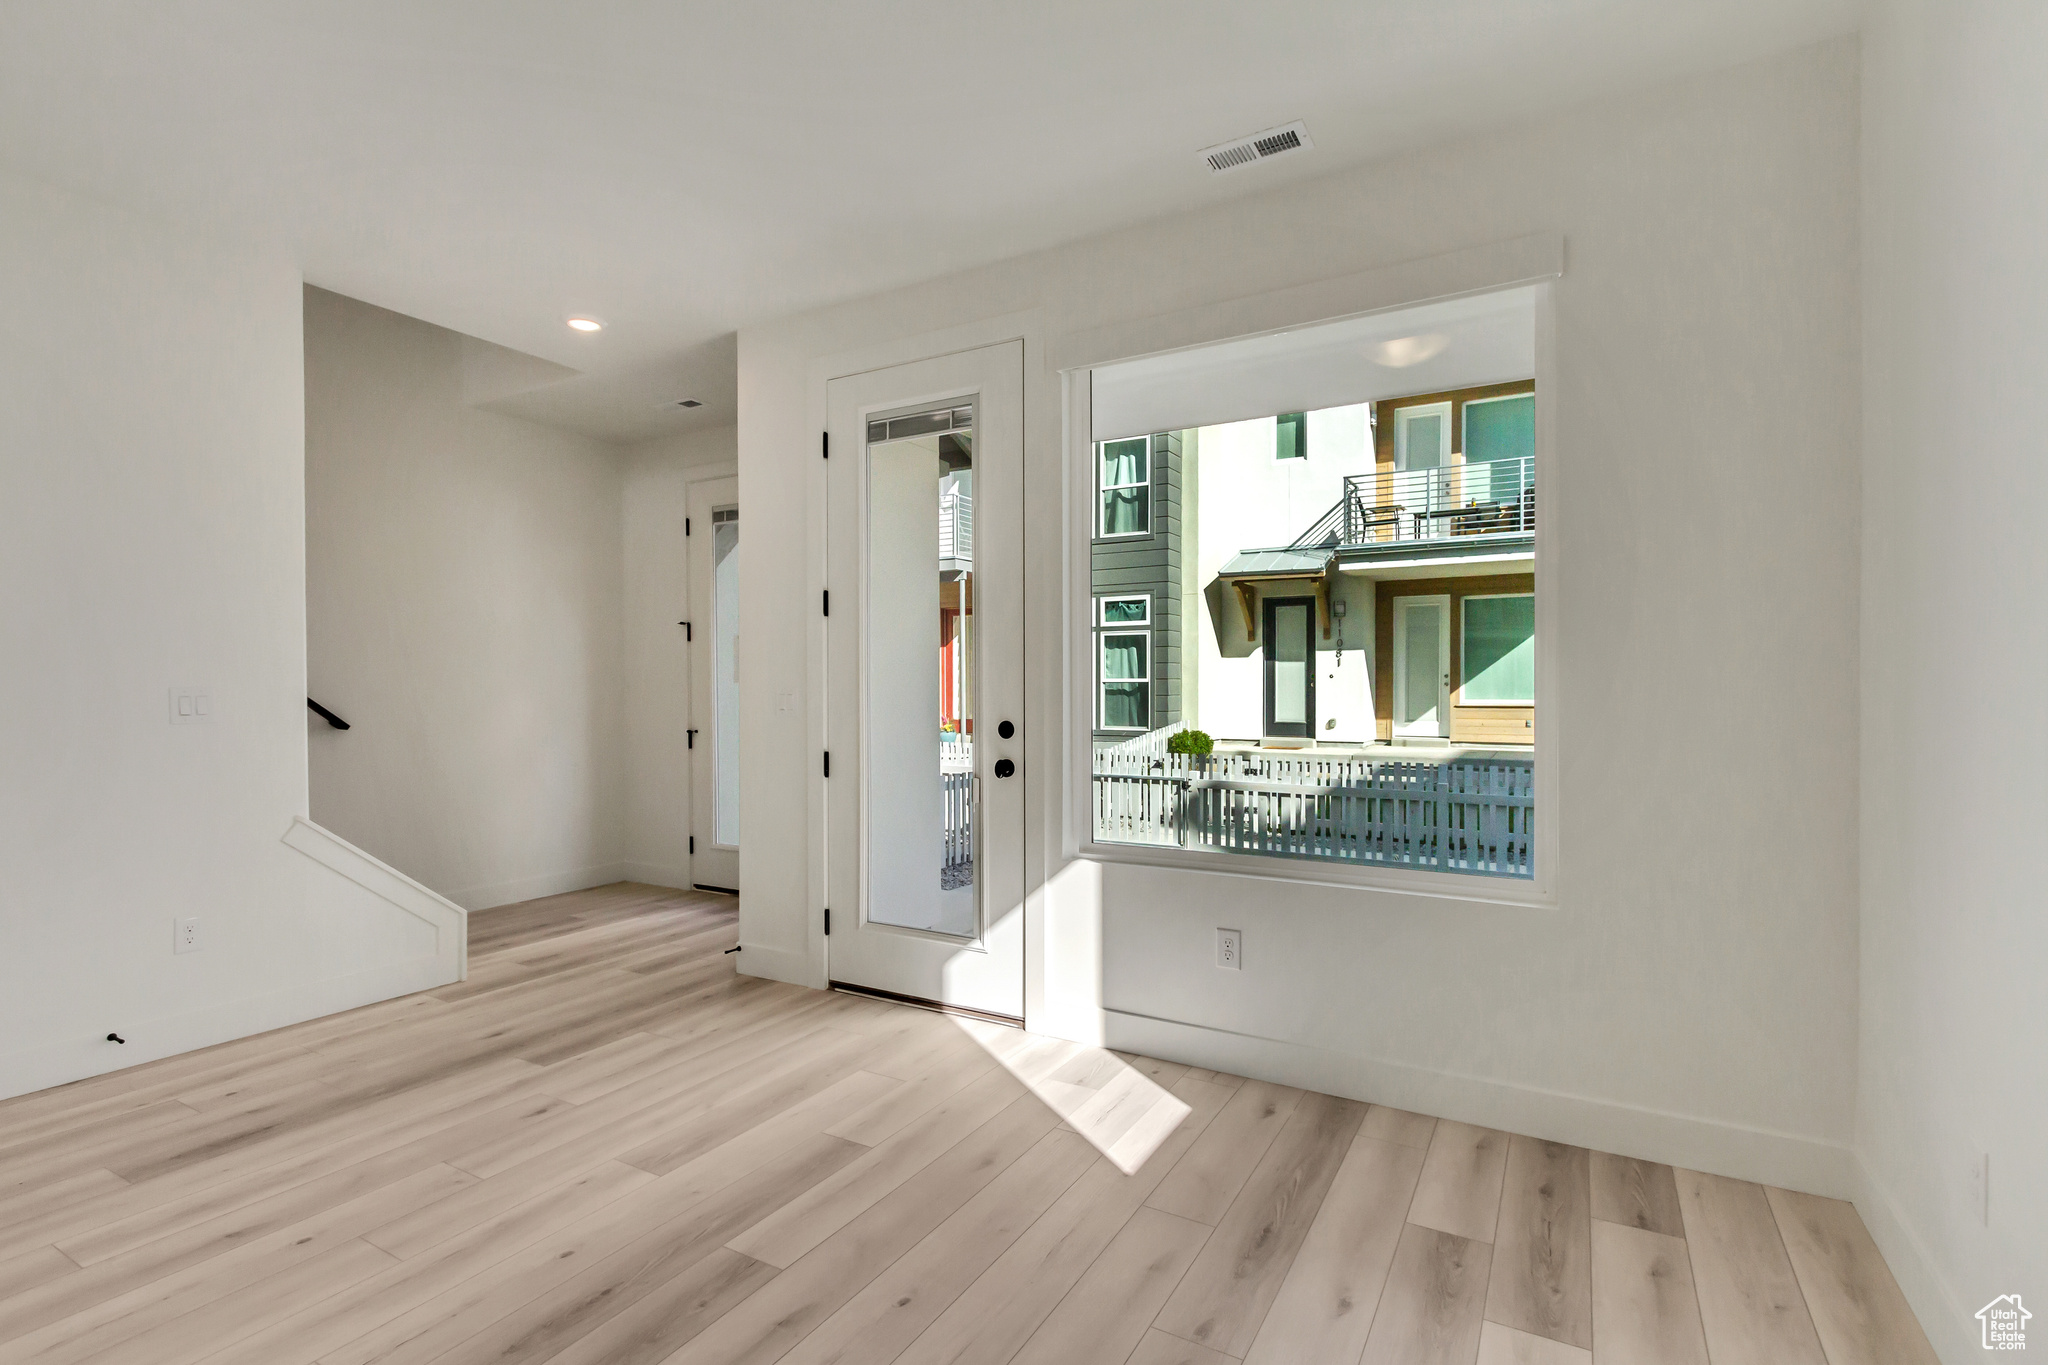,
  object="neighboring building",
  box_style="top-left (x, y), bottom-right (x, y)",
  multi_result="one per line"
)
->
top-left (1089, 430), bottom-right (1190, 741)
top-left (1095, 381), bottom-right (1535, 750)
